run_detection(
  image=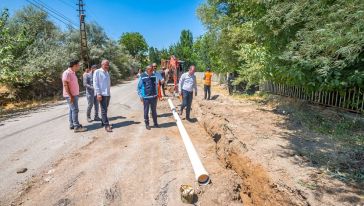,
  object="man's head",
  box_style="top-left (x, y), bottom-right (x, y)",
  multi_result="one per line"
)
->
top-left (188, 65), bottom-right (196, 75)
top-left (91, 64), bottom-right (97, 72)
top-left (152, 63), bottom-right (157, 71)
top-left (69, 60), bottom-right (80, 72)
top-left (146, 65), bottom-right (153, 75)
top-left (101, 59), bottom-right (110, 71)
top-left (84, 67), bottom-right (91, 73)
top-left (206, 67), bottom-right (211, 72)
